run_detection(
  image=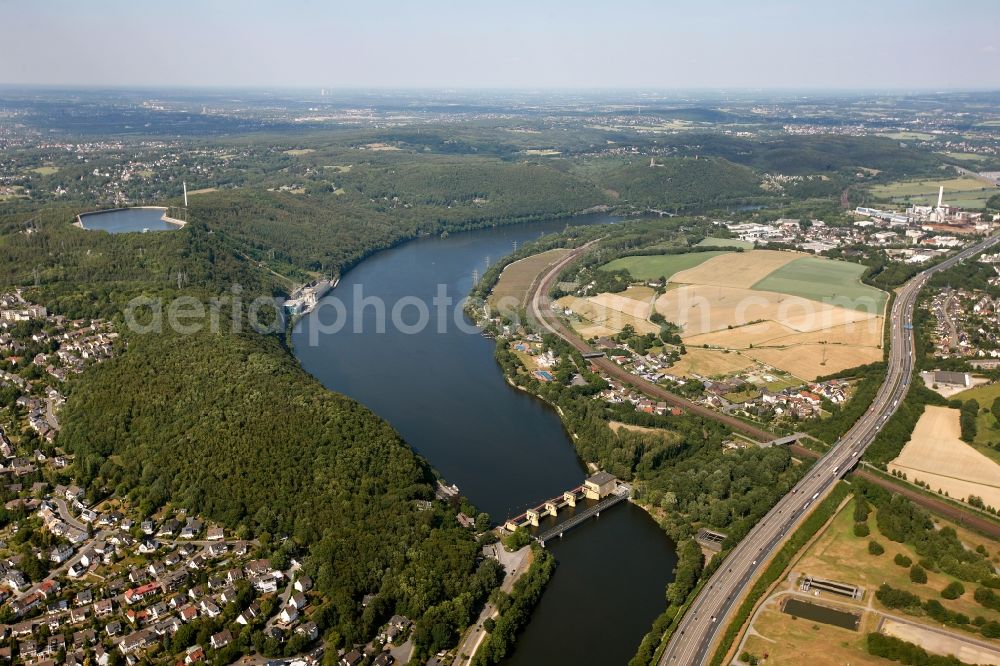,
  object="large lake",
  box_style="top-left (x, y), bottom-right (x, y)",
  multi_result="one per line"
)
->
top-left (78, 207), bottom-right (181, 233)
top-left (292, 215), bottom-right (675, 665)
